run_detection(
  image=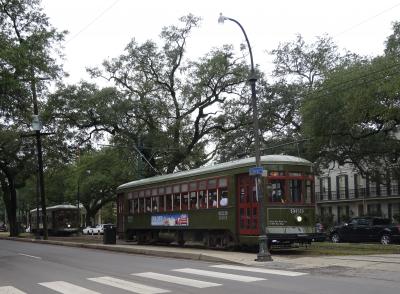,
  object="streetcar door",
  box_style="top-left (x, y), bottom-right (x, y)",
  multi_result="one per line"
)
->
top-left (237, 174), bottom-right (259, 235)
top-left (117, 193), bottom-right (124, 236)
